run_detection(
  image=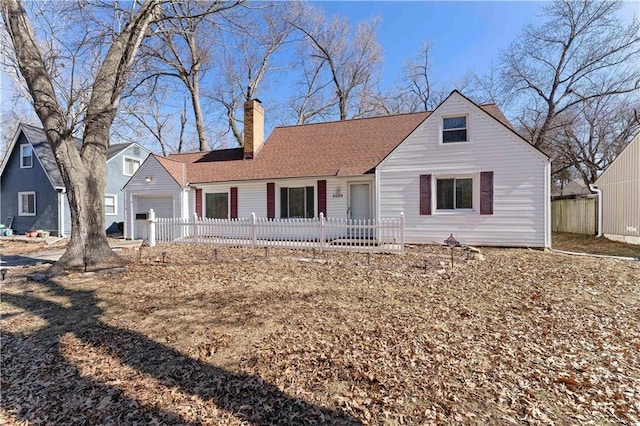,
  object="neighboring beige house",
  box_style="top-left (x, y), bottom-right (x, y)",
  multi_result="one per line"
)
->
top-left (593, 133), bottom-right (640, 245)
top-left (124, 91), bottom-right (551, 247)
top-left (552, 178), bottom-right (592, 198)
